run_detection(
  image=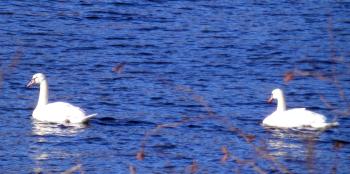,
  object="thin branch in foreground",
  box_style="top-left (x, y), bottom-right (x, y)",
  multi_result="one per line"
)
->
top-left (61, 164), bottom-right (83, 174)
top-left (283, 70), bottom-right (329, 84)
top-left (330, 140), bottom-right (348, 174)
top-left (222, 146), bottom-right (268, 174)
top-left (221, 146), bottom-right (229, 163)
top-left (186, 160), bottom-right (198, 174)
top-left (136, 149), bottom-right (145, 161)
top-left (112, 62), bottom-right (126, 74)
top-left (135, 78), bottom-right (292, 173)
top-left (129, 164), bottom-right (137, 174)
